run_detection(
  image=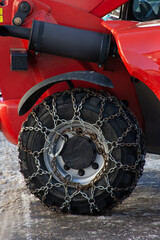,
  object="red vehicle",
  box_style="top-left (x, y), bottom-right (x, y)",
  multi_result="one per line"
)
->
top-left (0, 0), bottom-right (159, 214)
